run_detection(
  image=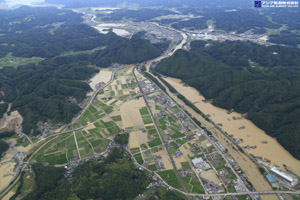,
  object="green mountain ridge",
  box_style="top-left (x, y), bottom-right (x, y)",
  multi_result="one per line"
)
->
top-left (156, 40), bottom-right (300, 159)
top-left (91, 35), bottom-right (168, 67)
